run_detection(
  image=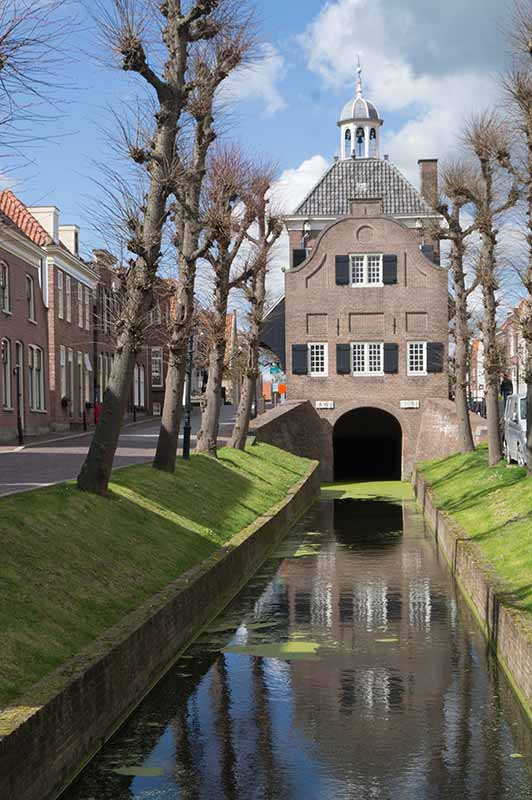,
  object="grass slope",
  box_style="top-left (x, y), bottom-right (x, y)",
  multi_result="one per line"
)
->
top-left (419, 445), bottom-right (532, 619)
top-left (0, 444), bottom-right (311, 708)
